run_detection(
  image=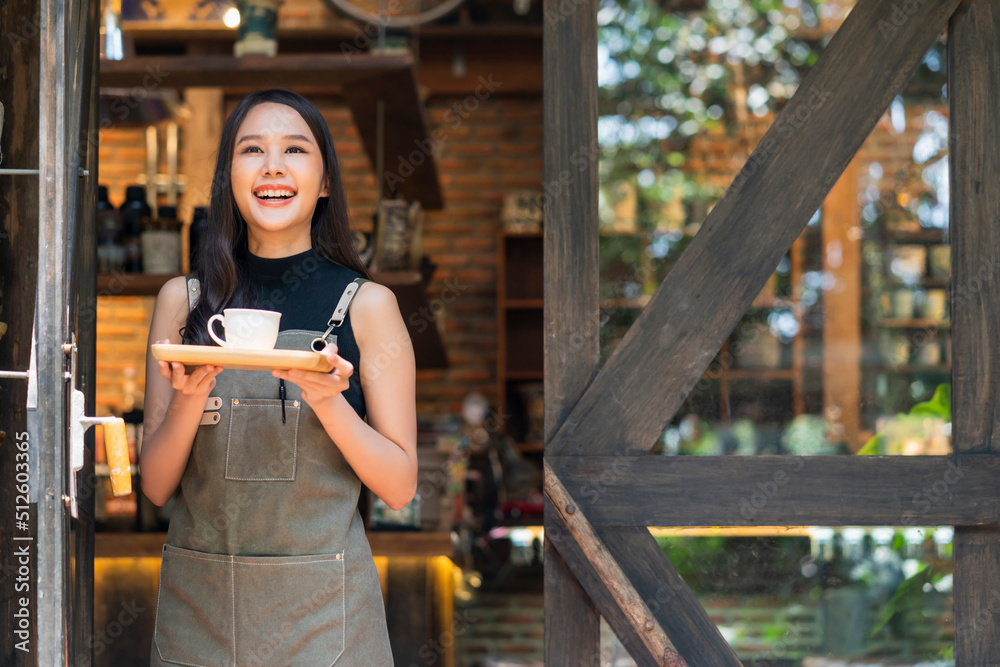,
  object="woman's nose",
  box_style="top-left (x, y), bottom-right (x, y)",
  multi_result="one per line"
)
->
top-left (262, 151), bottom-right (286, 176)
